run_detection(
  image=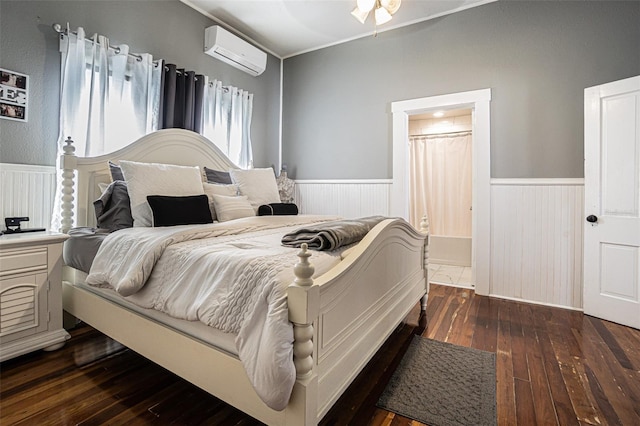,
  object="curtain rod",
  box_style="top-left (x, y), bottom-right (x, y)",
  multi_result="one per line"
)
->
top-left (164, 67), bottom-right (229, 90)
top-left (52, 23), bottom-right (159, 64)
top-left (410, 130), bottom-right (472, 137)
top-left (53, 24), bottom-right (245, 94)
